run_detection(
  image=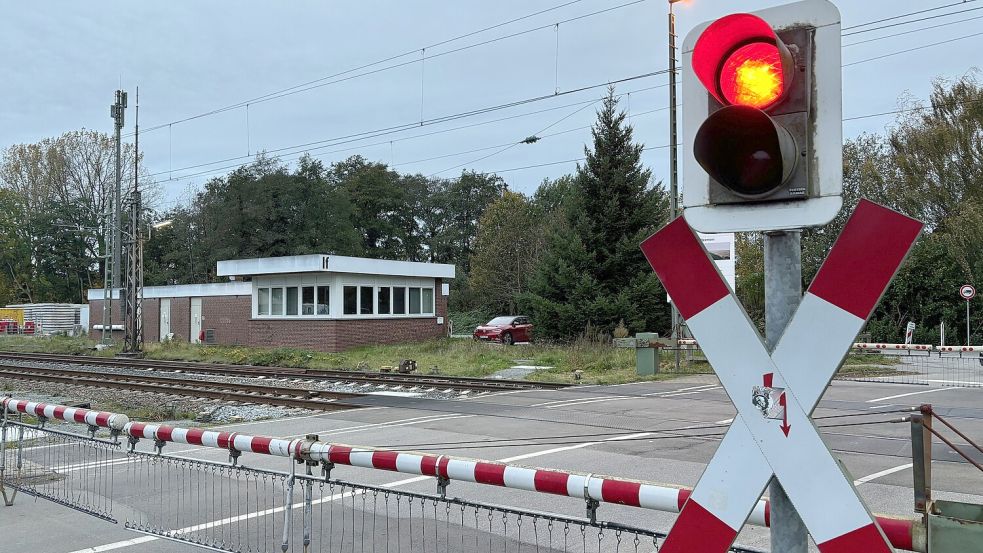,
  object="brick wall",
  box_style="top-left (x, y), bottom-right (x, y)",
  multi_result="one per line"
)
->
top-left (202, 296), bottom-right (251, 345)
top-left (245, 316), bottom-right (445, 352)
top-left (89, 276), bottom-right (451, 352)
